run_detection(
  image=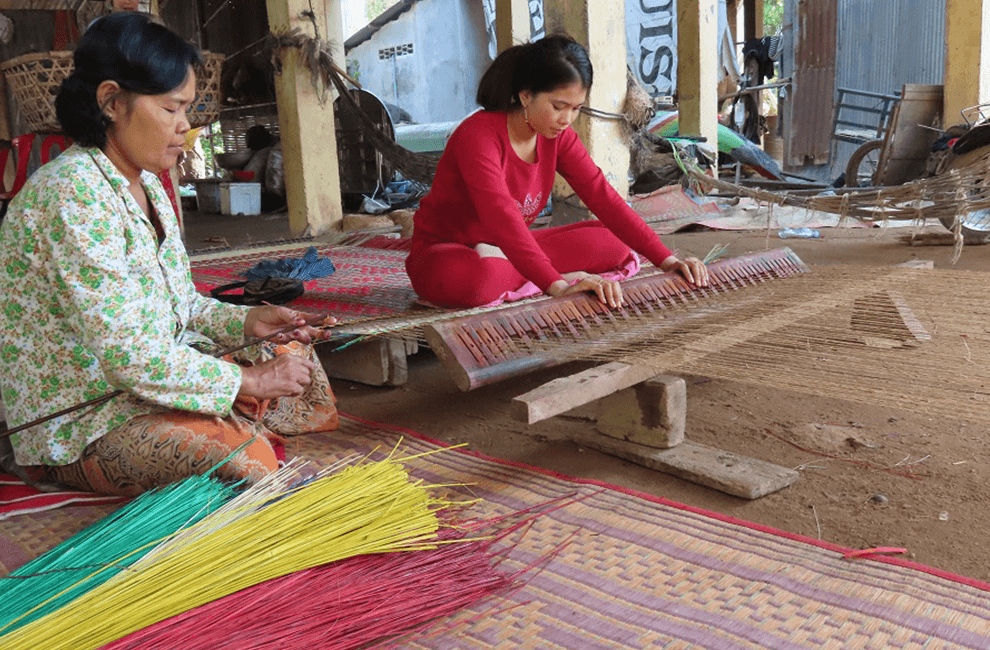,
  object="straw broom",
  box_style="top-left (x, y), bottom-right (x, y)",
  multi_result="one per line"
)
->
top-left (0, 454), bottom-right (453, 650)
